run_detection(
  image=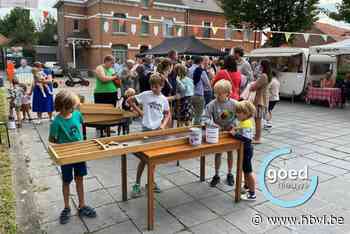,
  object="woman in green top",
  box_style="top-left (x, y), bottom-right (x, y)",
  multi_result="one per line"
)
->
top-left (94, 55), bottom-right (120, 106)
